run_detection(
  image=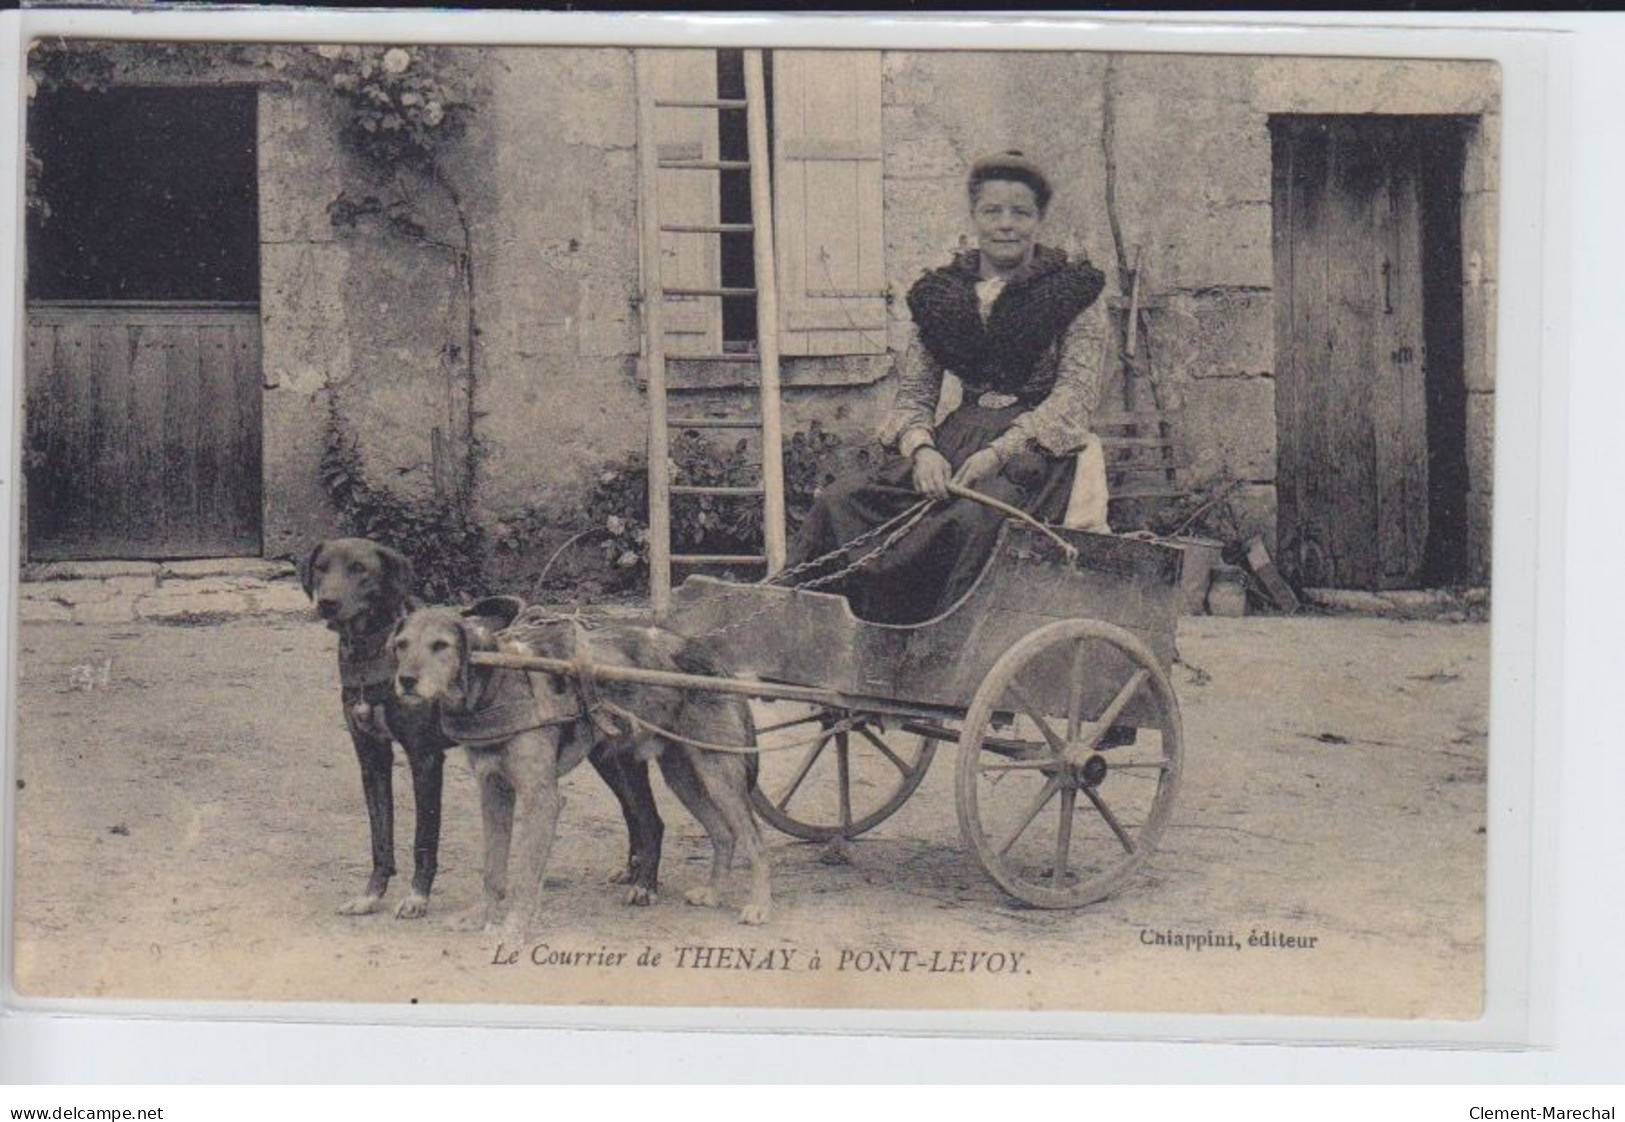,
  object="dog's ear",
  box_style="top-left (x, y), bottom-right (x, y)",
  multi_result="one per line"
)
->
top-left (376, 545), bottom-right (416, 608)
top-left (300, 542), bottom-right (326, 600)
top-left (461, 595), bottom-right (524, 634)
